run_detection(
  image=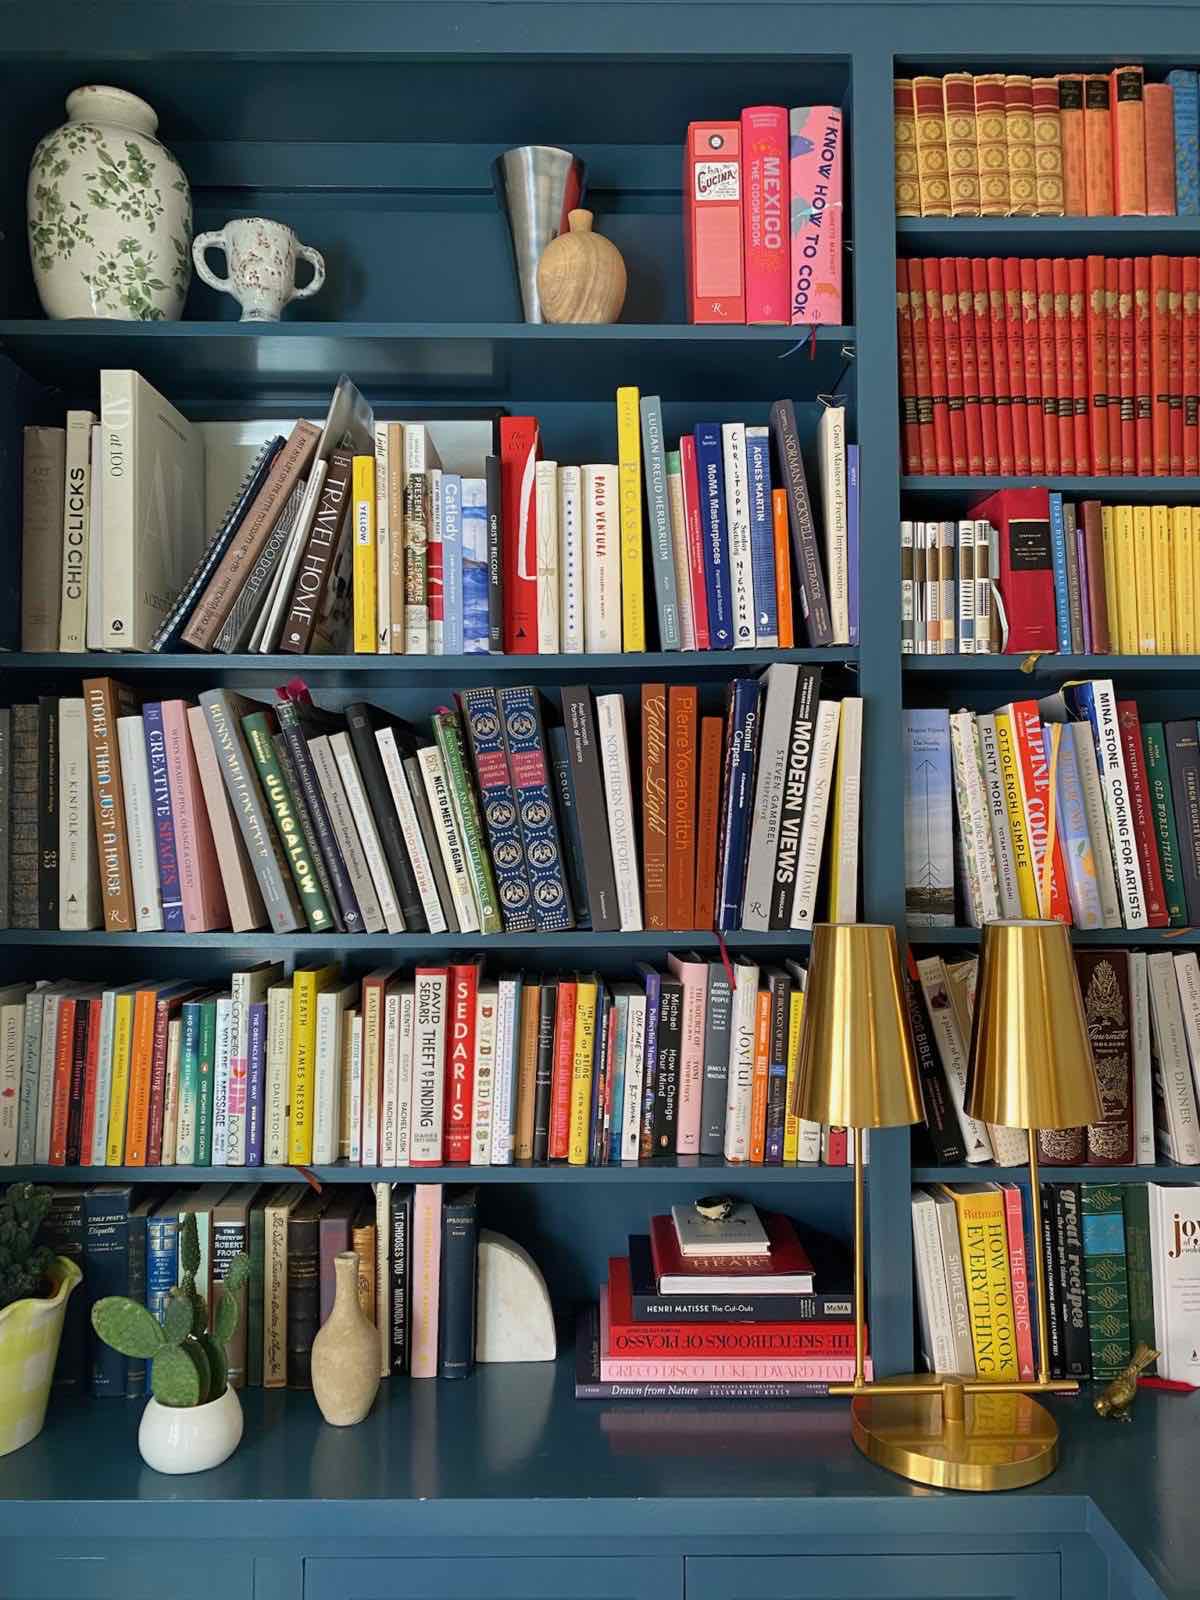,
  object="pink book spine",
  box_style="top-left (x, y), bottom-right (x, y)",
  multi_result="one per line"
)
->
top-left (788, 105), bottom-right (844, 326)
top-left (410, 1183), bottom-right (443, 1379)
top-left (161, 699), bottom-right (228, 932)
top-left (668, 956), bottom-right (707, 1153)
top-left (678, 436), bottom-right (710, 649)
top-left (741, 106), bottom-right (790, 325)
top-left (186, 704), bottom-right (267, 934)
top-left (1003, 1183), bottom-right (1036, 1381)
